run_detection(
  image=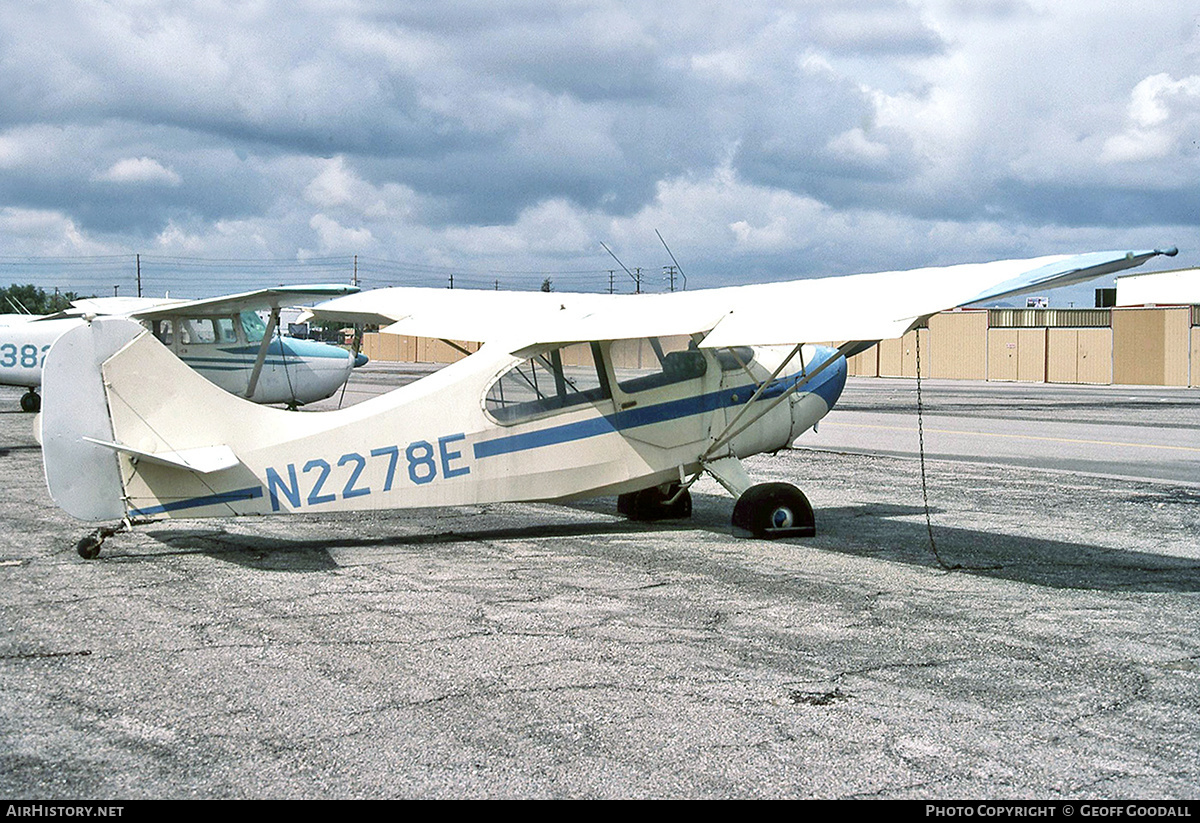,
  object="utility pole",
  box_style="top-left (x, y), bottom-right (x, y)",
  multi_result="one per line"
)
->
top-left (448, 273), bottom-right (454, 289)
top-left (656, 229), bottom-right (688, 291)
top-left (113, 285), bottom-right (119, 297)
top-left (136, 253), bottom-right (142, 297)
top-left (607, 270), bottom-right (615, 294)
top-left (632, 267), bottom-right (642, 294)
top-left (600, 242), bottom-right (641, 296)
top-left (353, 254), bottom-right (358, 288)
top-left (664, 265), bottom-right (677, 292)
